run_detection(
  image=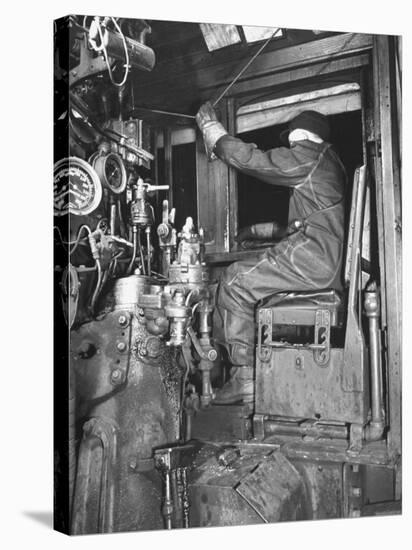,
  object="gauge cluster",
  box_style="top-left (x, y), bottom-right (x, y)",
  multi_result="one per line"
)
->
top-left (54, 157), bottom-right (103, 217)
